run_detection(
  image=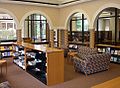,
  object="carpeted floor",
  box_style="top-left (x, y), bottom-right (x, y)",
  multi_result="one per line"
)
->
top-left (0, 58), bottom-right (120, 88)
